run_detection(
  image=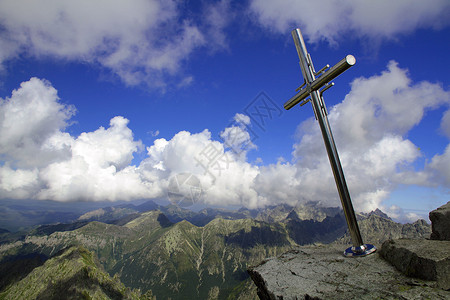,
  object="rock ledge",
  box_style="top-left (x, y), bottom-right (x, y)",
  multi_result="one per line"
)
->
top-left (379, 238), bottom-right (450, 290)
top-left (248, 244), bottom-right (449, 300)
